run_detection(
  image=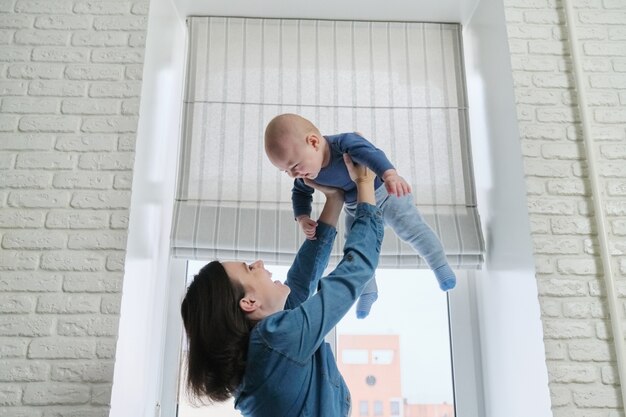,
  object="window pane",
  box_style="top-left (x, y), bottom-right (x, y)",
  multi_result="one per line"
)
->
top-left (374, 400), bottom-right (383, 416)
top-left (372, 349), bottom-right (394, 365)
top-left (359, 400), bottom-right (369, 416)
top-left (337, 269), bottom-right (455, 417)
top-left (343, 349), bottom-right (369, 364)
top-left (179, 264), bottom-right (456, 417)
top-left (390, 400), bottom-right (400, 416)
